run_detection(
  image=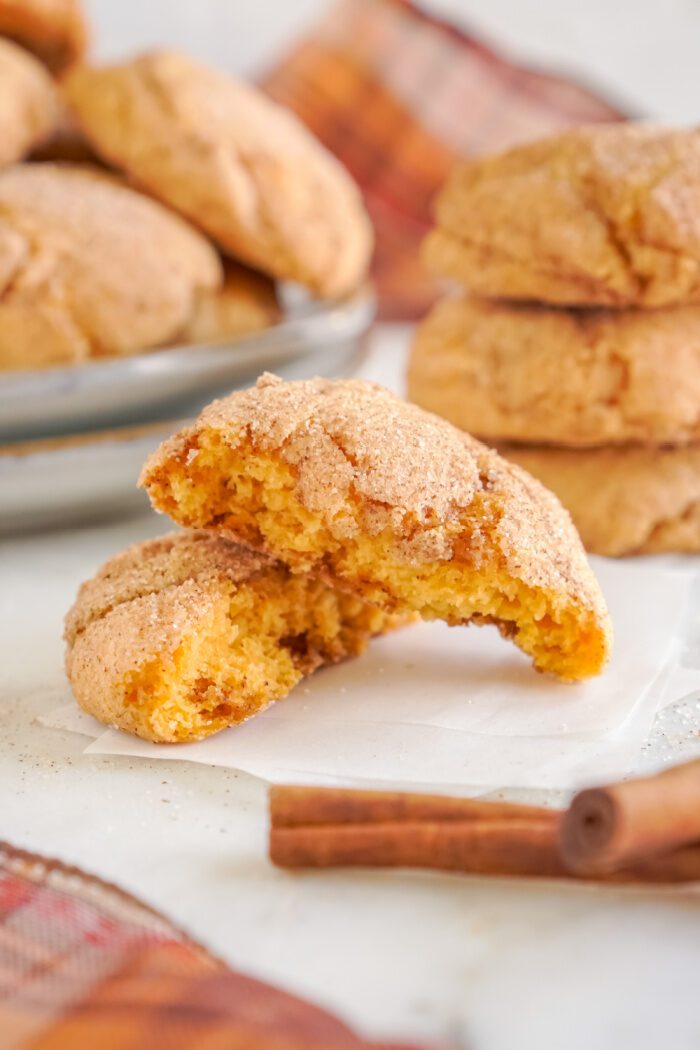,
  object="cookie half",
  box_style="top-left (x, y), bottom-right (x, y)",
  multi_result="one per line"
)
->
top-left (63, 50), bottom-right (373, 297)
top-left (65, 531), bottom-right (400, 743)
top-left (500, 444), bottom-right (700, 557)
top-left (0, 164), bottom-right (222, 369)
top-left (141, 374), bottom-right (612, 682)
top-left (424, 124), bottom-right (700, 308)
top-left (0, 38), bottom-right (59, 168)
top-left (0, 0), bottom-right (87, 73)
top-left (408, 295), bottom-right (700, 448)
